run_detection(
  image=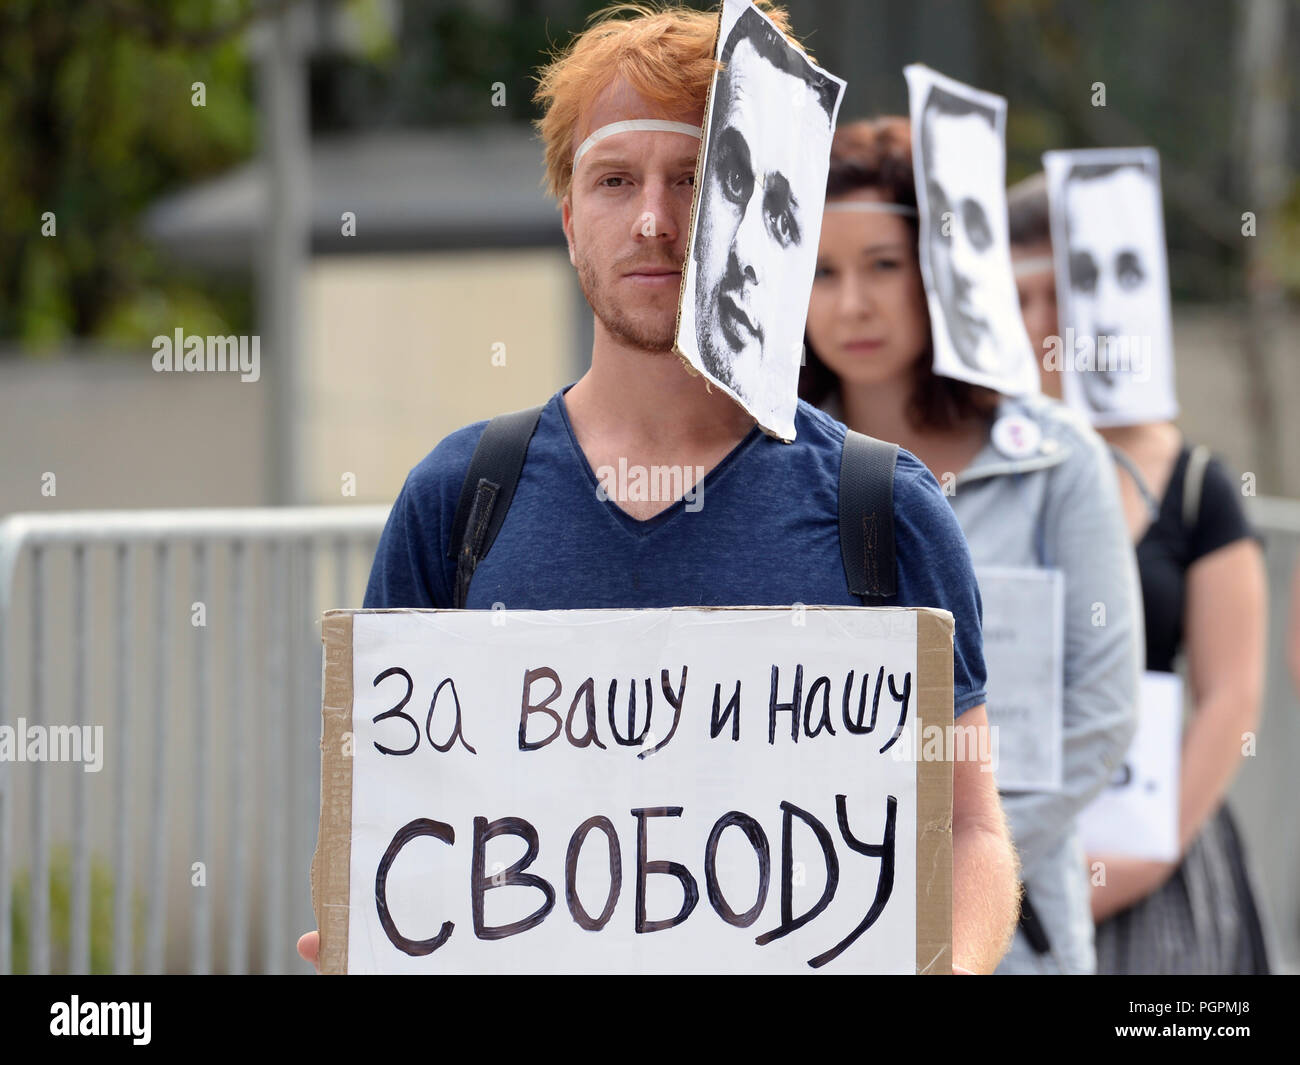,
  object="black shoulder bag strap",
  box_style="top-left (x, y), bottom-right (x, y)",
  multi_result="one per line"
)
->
top-left (448, 404), bottom-right (545, 608)
top-left (838, 429), bottom-right (899, 604)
